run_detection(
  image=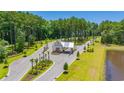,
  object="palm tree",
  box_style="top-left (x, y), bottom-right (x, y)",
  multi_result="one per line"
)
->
top-left (35, 58), bottom-right (38, 74)
top-left (30, 58), bottom-right (34, 73)
top-left (39, 54), bottom-right (41, 61)
top-left (48, 51), bottom-right (50, 60)
top-left (42, 51), bottom-right (45, 60)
